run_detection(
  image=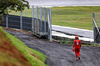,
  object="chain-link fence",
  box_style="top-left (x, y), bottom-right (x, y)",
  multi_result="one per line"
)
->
top-left (0, 6), bottom-right (52, 41)
top-left (95, 13), bottom-right (100, 28)
top-left (1, 13), bottom-right (32, 31)
top-left (93, 13), bottom-right (100, 44)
